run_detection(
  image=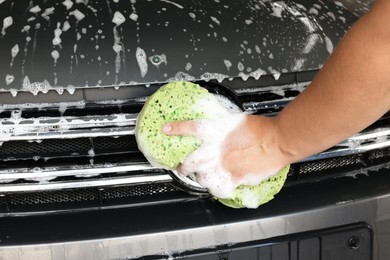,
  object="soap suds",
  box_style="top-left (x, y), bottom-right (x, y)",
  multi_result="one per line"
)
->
top-left (112, 11), bottom-right (126, 26)
top-left (52, 23), bottom-right (62, 46)
top-left (160, 0), bottom-right (184, 9)
top-left (62, 0), bottom-right (73, 10)
top-left (30, 5), bottom-right (42, 14)
top-left (70, 9), bottom-right (85, 21)
top-left (5, 74), bottom-right (14, 85)
top-left (324, 36), bottom-right (334, 54)
top-left (129, 13), bottom-right (138, 22)
top-left (136, 47), bottom-right (148, 78)
top-left (10, 44), bottom-right (19, 67)
top-left (178, 111), bottom-right (279, 199)
top-left (2, 16), bottom-right (13, 36)
top-left (224, 59), bottom-right (232, 71)
top-left (51, 50), bottom-right (60, 64)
